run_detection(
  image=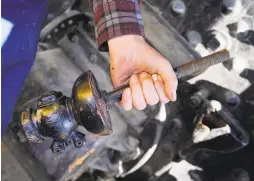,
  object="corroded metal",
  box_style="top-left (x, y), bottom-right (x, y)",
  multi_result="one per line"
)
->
top-left (21, 91), bottom-right (86, 155)
top-left (72, 70), bottom-right (112, 135)
top-left (22, 71), bottom-right (115, 155)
